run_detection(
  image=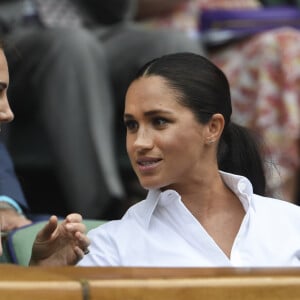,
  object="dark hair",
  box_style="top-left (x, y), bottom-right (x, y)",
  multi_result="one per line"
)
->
top-left (133, 52), bottom-right (266, 196)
